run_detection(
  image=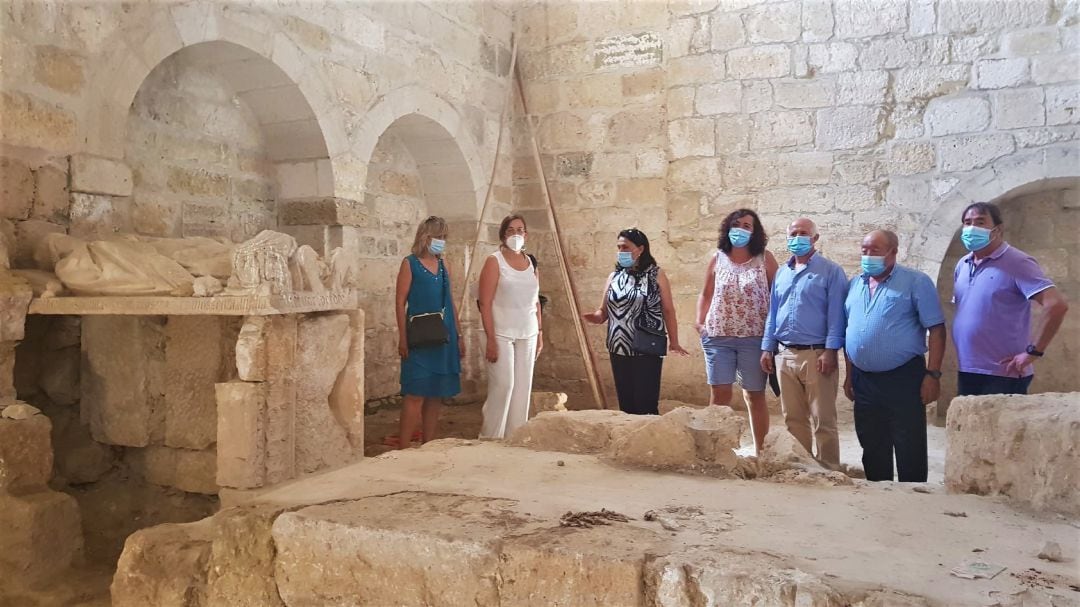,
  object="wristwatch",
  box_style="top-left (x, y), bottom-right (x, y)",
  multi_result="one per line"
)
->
top-left (925, 369), bottom-right (942, 379)
top-left (1026, 345), bottom-right (1044, 357)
